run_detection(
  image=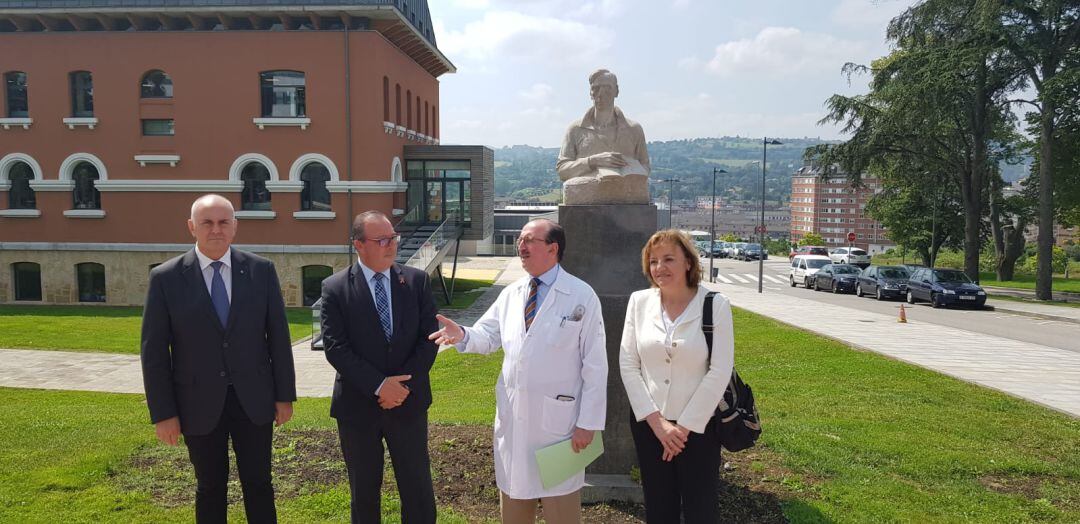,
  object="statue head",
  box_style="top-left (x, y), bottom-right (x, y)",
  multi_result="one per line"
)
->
top-left (588, 69), bottom-right (618, 111)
